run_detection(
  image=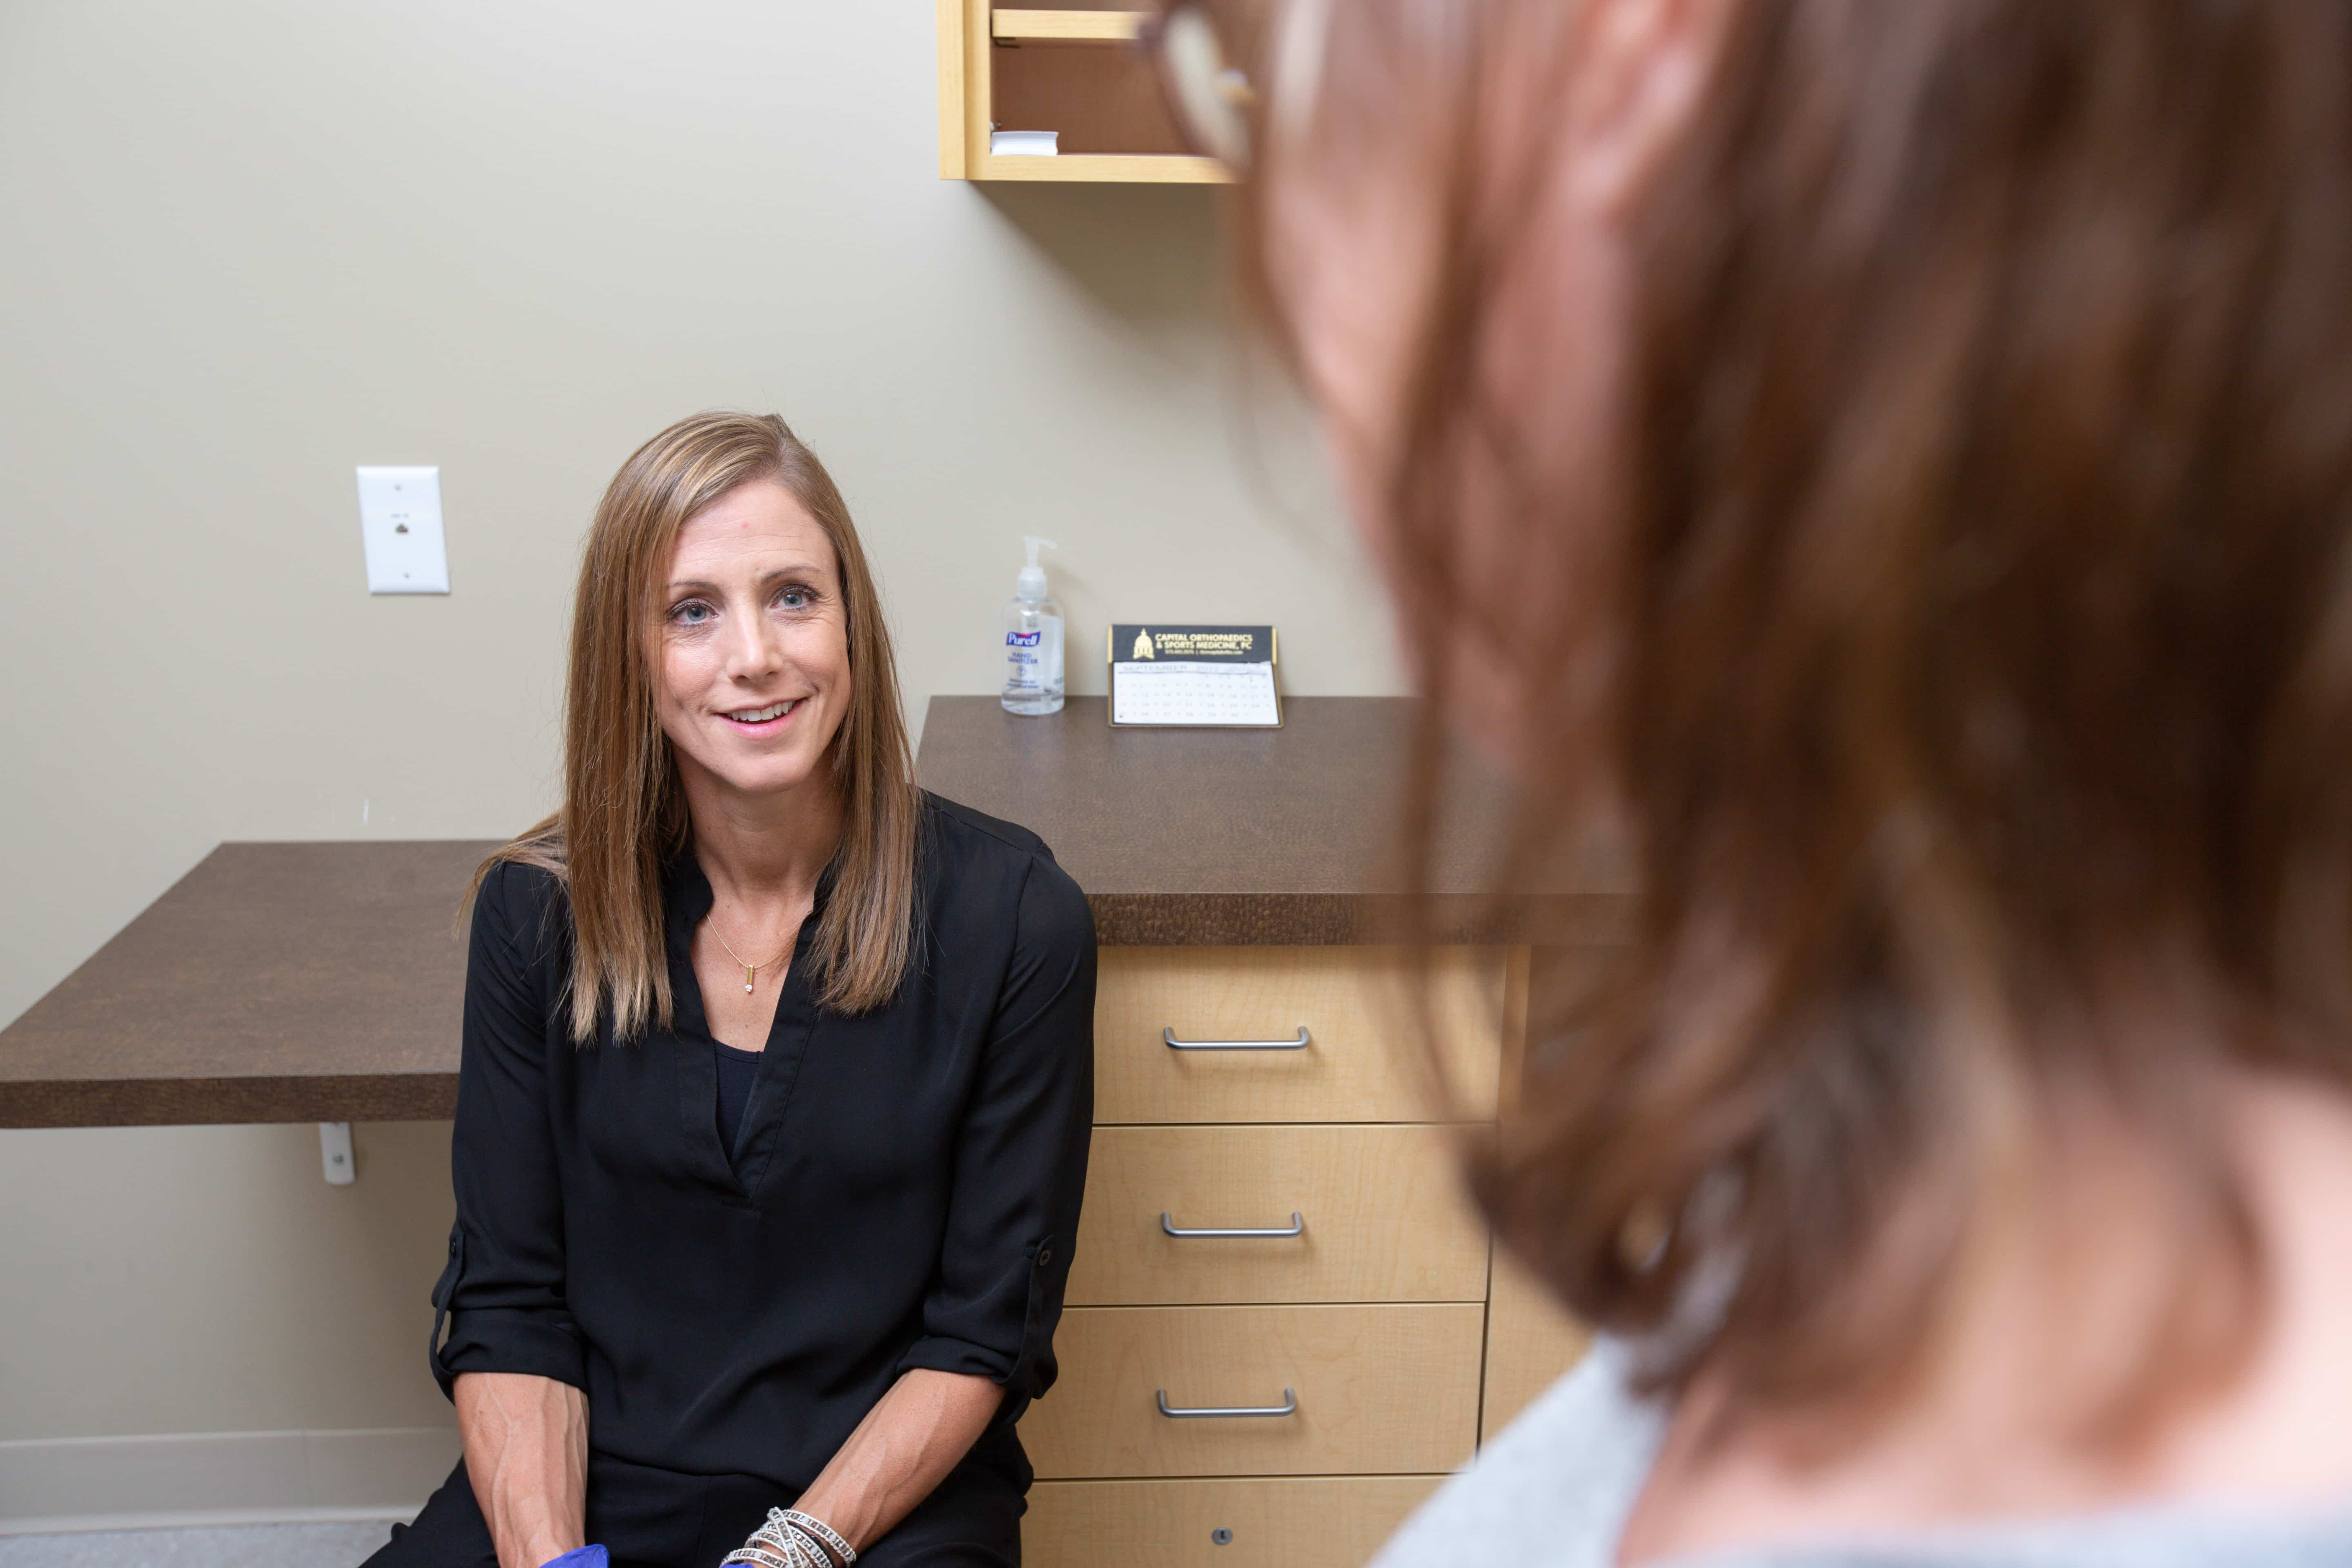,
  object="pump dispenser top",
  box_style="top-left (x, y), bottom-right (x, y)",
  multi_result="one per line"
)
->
top-left (1016, 536), bottom-right (1057, 601)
